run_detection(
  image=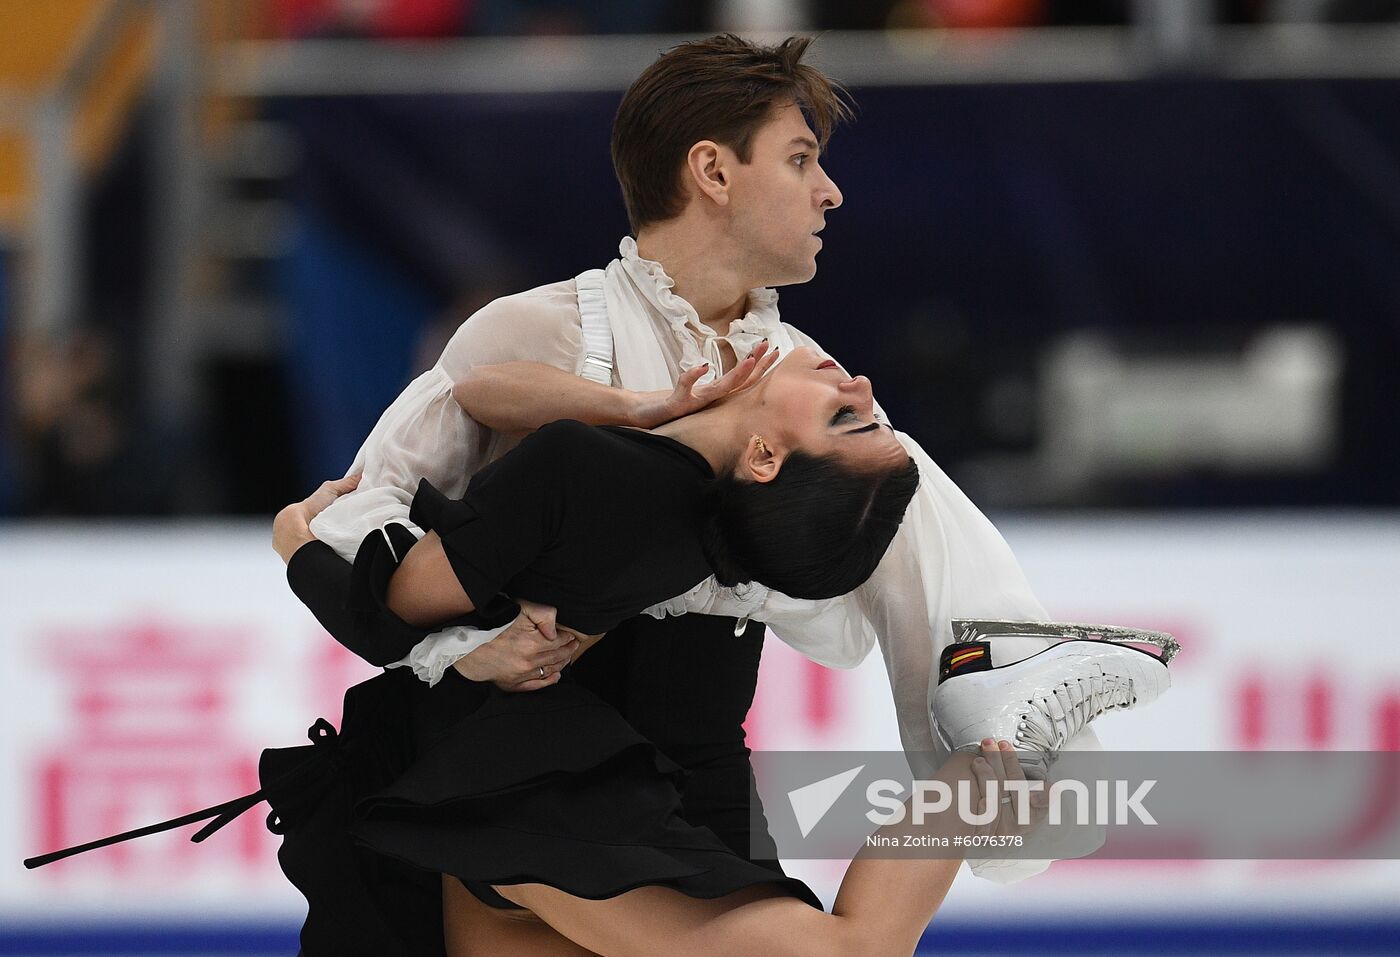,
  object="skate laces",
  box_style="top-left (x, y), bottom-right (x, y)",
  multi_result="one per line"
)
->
top-left (1016, 672), bottom-right (1137, 754)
